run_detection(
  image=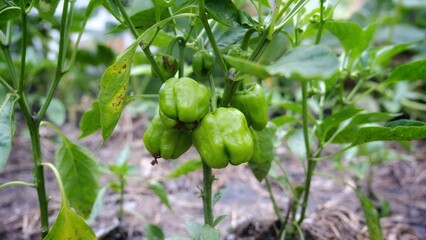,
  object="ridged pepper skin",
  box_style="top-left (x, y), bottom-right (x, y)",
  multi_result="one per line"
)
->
top-left (192, 107), bottom-right (254, 168)
top-left (193, 50), bottom-right (215, 76)
top-left (230, 83), bottom-right (268, 131)
top-left (143, 116), bottom-right (192, 160)
top-left (159, 77), bottom-right (211, 129)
